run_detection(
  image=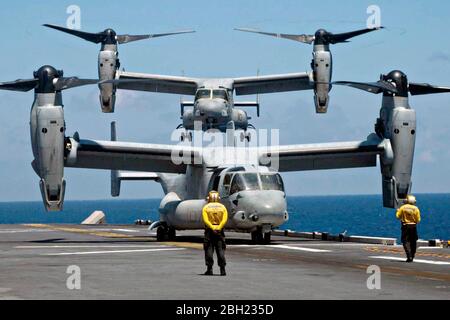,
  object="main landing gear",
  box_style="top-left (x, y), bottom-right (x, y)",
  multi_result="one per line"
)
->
top-left (156, 225), bottom-right (177, 241)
